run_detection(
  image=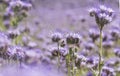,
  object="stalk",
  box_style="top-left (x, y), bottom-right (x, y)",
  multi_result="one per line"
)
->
top-left (72, 52), bottom-right (75, 76)
top-left (98, 29), bottom-right (103, 76)
top-left (67, 47), bottom-right (73, 76)
top-left (68, 53), bottom-right (71, 76)
top-left (57, 42), bottom-right (60, 71)
top-left (100, 29), bottom-right (103, 59)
